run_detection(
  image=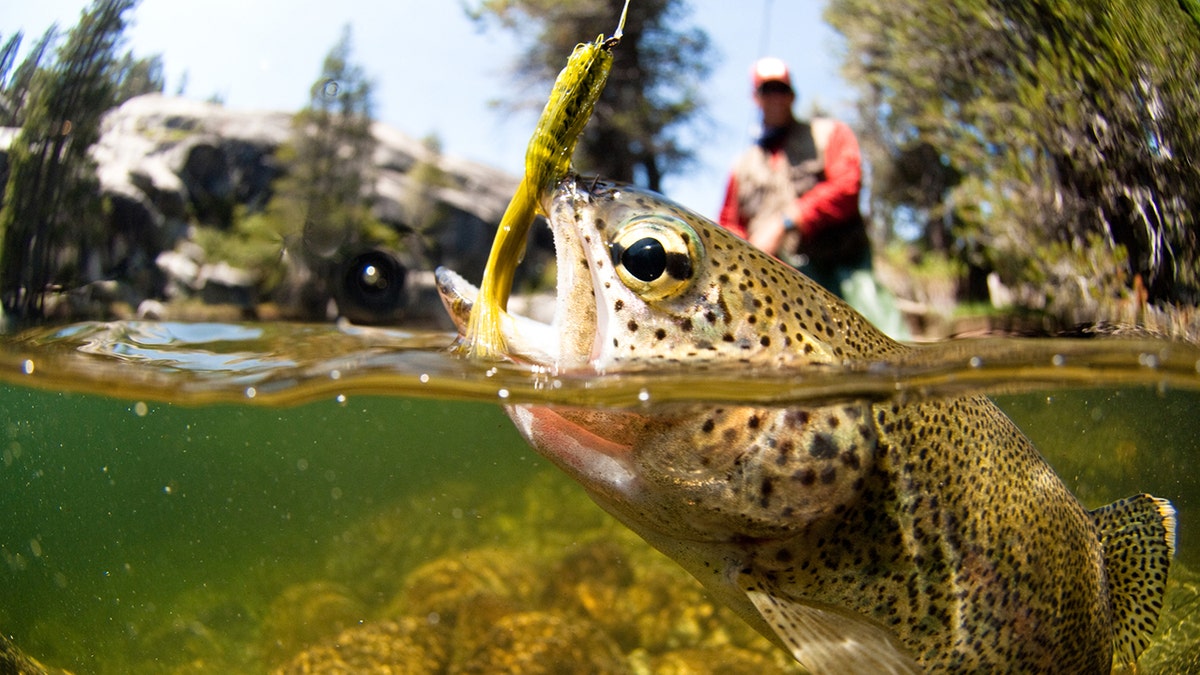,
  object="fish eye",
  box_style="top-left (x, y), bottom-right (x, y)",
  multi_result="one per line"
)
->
top-left (620, 237), bottom-right (667, 282)
top-left (610, 215), bottom-right (703, 301)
